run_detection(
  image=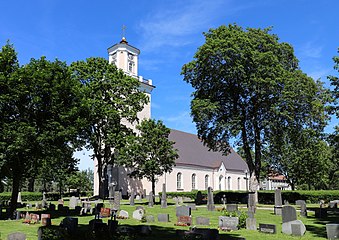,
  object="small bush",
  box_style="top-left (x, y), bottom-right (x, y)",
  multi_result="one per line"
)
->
top-left (222, 210), bottom-right (247, 229)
